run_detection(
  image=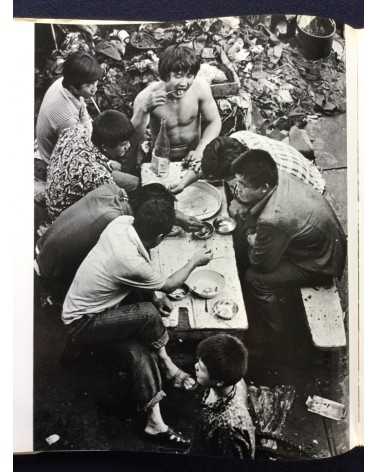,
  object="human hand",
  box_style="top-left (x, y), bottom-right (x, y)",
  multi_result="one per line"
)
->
top-left (109, 160), bottom-right (122, 171)
top-left (143, 87), bottom-right (167, 112)
top-left (247, 232), bottom-right (257, 246)
top-left (229, 199), bottom-right (248, 219)
top-left (152, 292), bottom-right (173, 317)
top-left (191, 248), bottom-right (213, 267)
top-left (179, 215), bottom-right (204, 232)
top-left (182, 149), bottom-right (202, 170)
top-left (169, 180), bottom-right (186, 195)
